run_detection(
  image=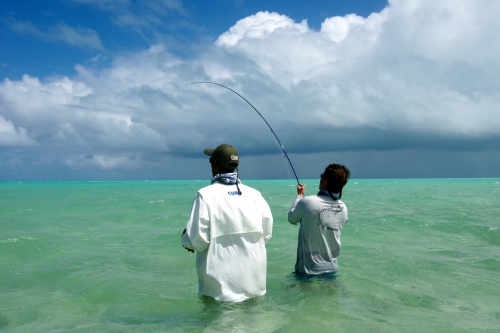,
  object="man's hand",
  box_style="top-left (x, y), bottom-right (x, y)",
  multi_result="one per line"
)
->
top-left (183, 246), bottom-right (194, 253)
top-left (181, 228), bottom-right (194, 253)
top-left (297, 183), bottom-right (306, 197)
